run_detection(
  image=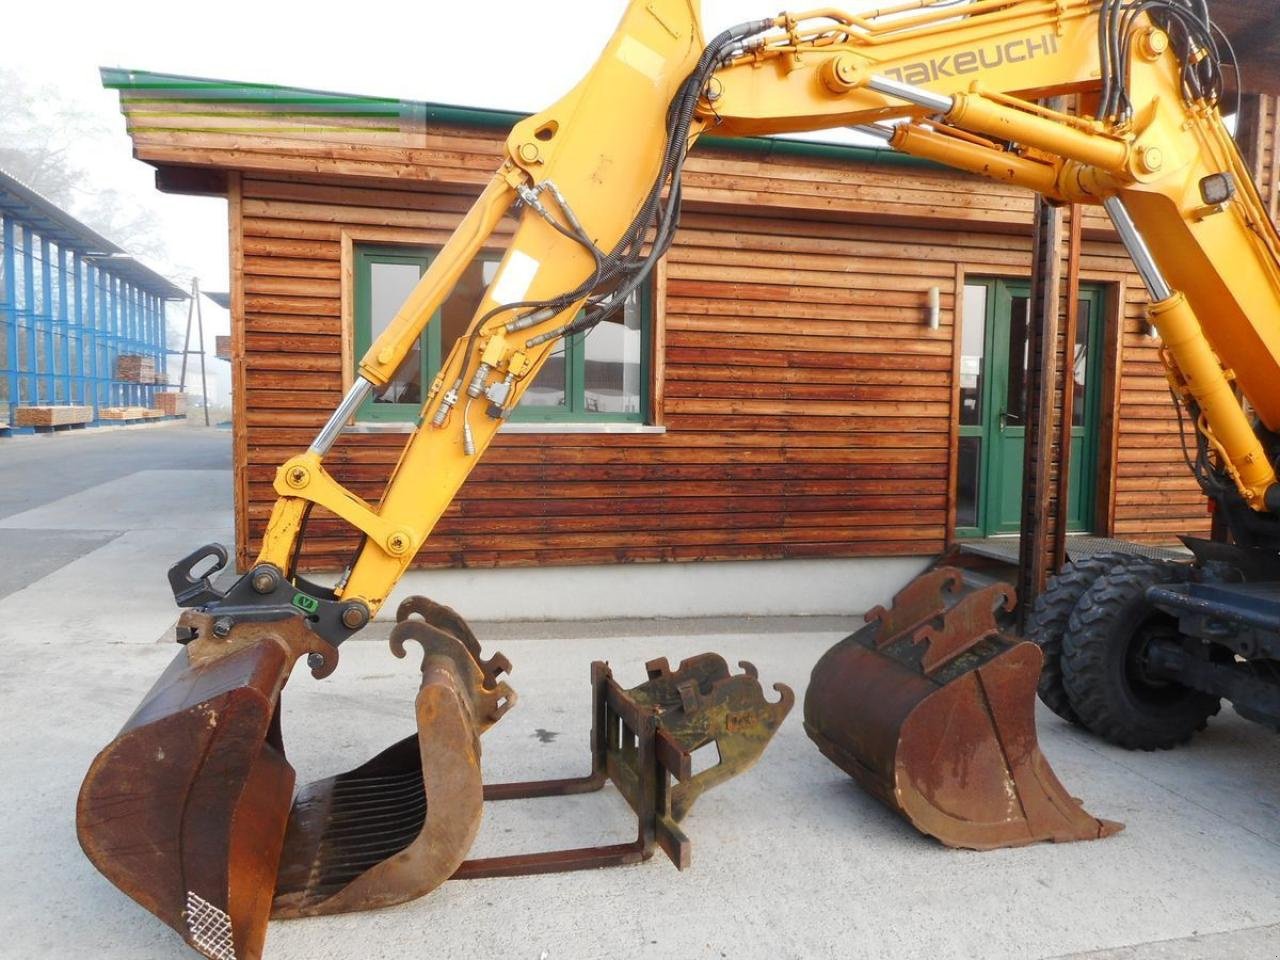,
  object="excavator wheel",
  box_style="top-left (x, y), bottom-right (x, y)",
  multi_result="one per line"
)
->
top-left (1026, 552), bottom-right (1153, 725)
top-left (1062, 561), bottom-right (1221, 750)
